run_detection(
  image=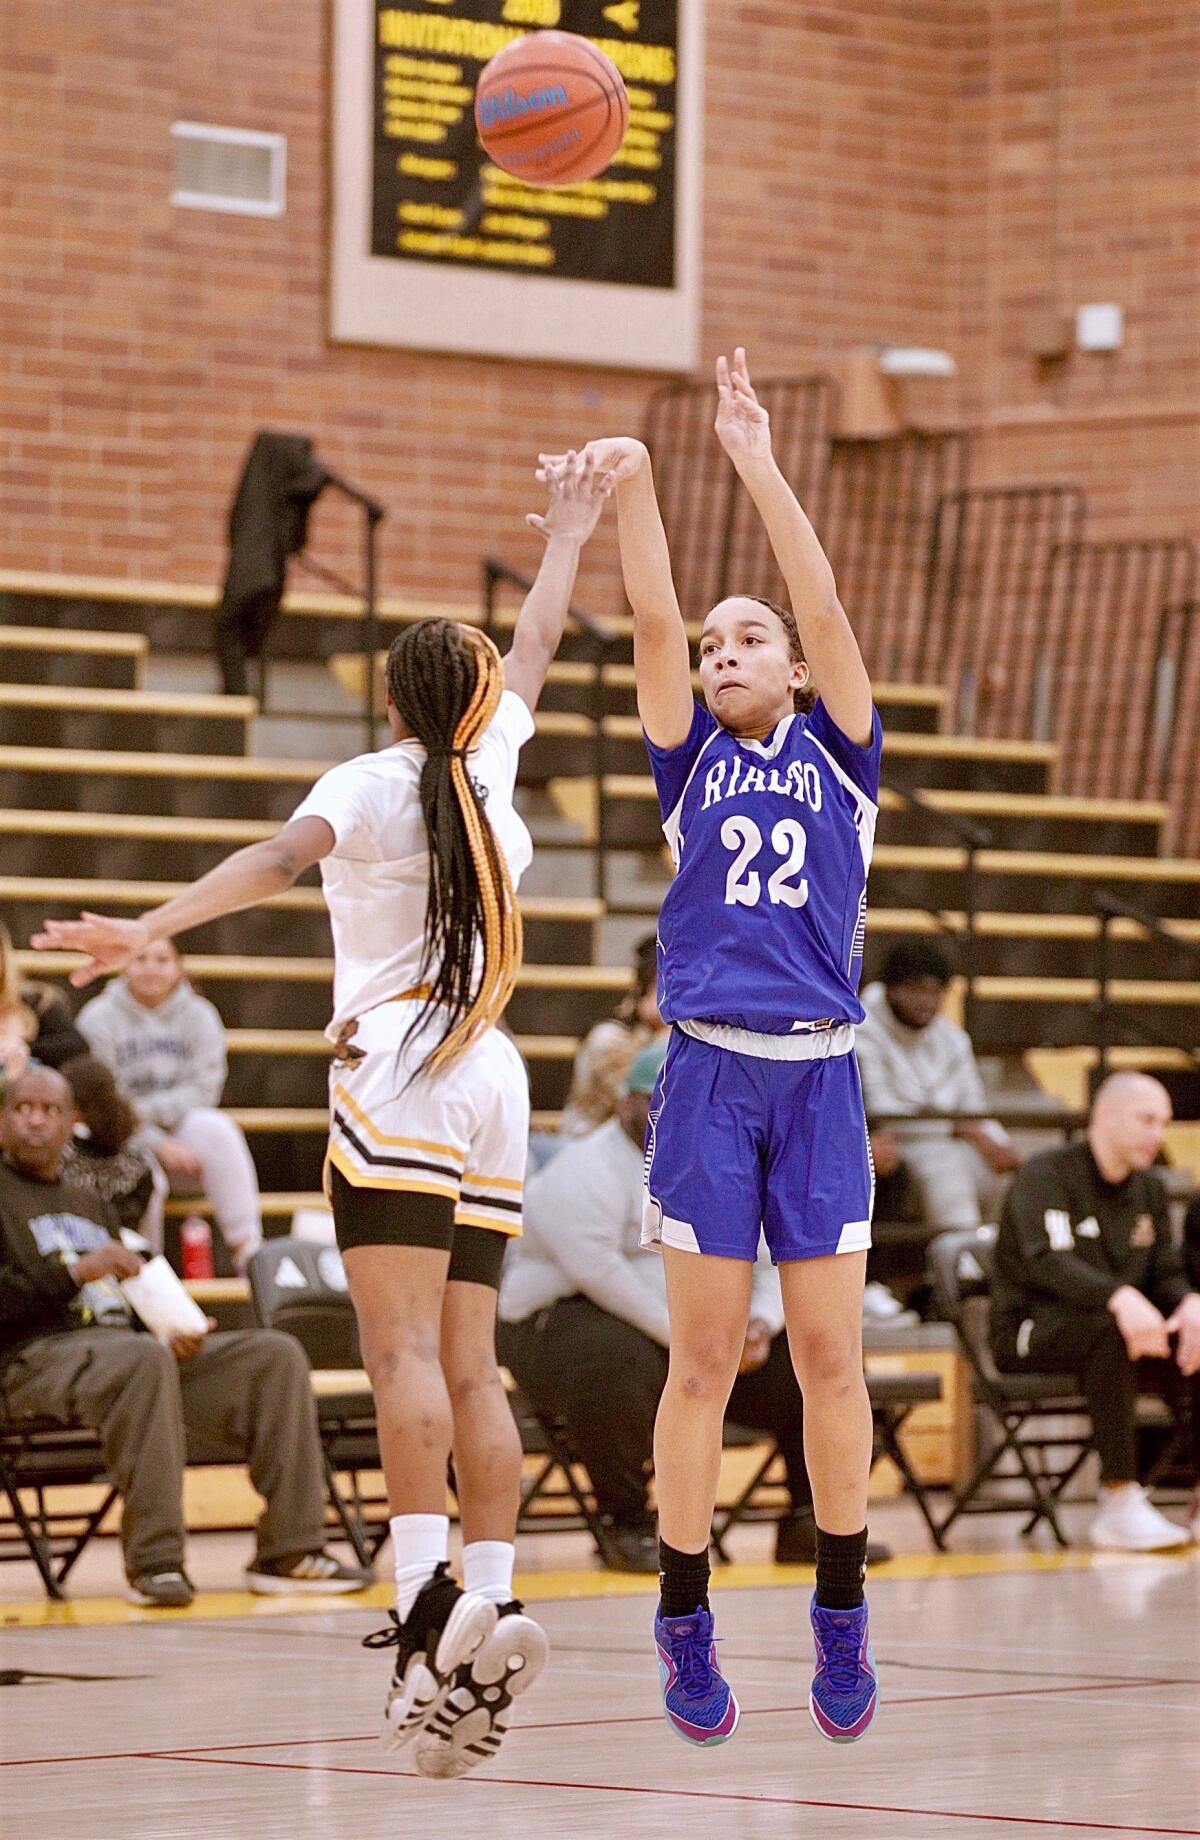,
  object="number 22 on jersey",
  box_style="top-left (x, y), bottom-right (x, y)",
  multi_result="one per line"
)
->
top-left (720, 816), bottom-right (809, 909)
